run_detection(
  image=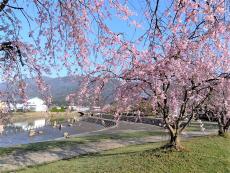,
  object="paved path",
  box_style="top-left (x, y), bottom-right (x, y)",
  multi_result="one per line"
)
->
top-left (0, 122), bottom-right (217, 172)
top-left (0, 136), bottom-right (168, 172)
top-left (0, 119), bottom-right (216, 172)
